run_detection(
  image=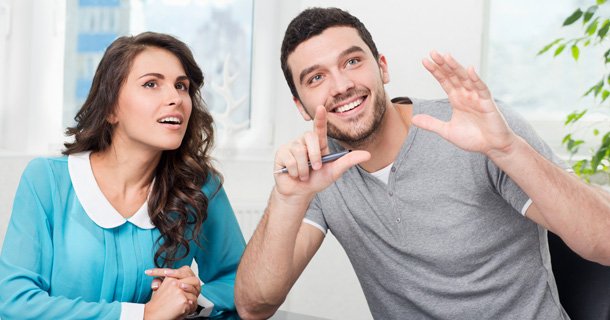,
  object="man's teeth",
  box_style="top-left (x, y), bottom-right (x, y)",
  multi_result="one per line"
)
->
top-left (335, 98), bottom-right (363, 113)
top-left (159, 117), bottom-right (181, 124)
